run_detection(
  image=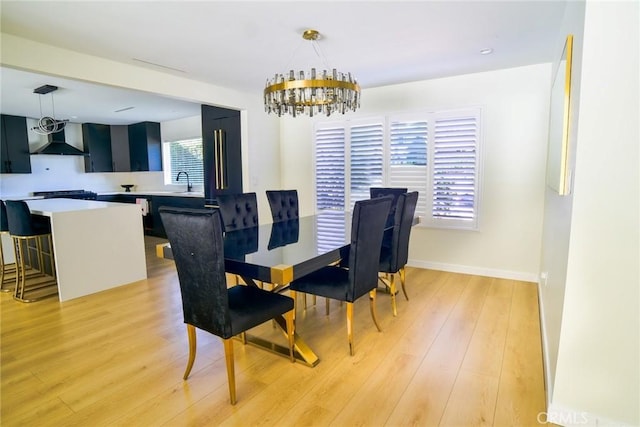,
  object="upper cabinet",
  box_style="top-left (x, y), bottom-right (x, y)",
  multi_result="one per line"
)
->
top-left (83, 123), bottom-right (113, 172)
top-left (202, 105), bottom-right (242, 202)
top-left (0, 114), bottom-right (32, 174)
top-left (128, 121), bottom-right (162, 172)
top-left (82, 121), bottom-right (162, 173)
top-left (110, 125), bottom-right (131, 172)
